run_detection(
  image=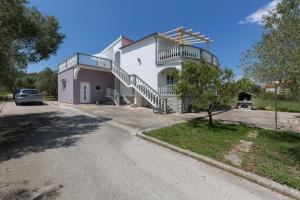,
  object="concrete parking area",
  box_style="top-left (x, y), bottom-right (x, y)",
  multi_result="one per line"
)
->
top-left (213, 109), bottom-right (300, 133)
top-left (60, 103), bottom-right (200, 131)
top-left (0, 101), bottom-right (294, 200)
top-left (61, 103), bottom-right (300, 133)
